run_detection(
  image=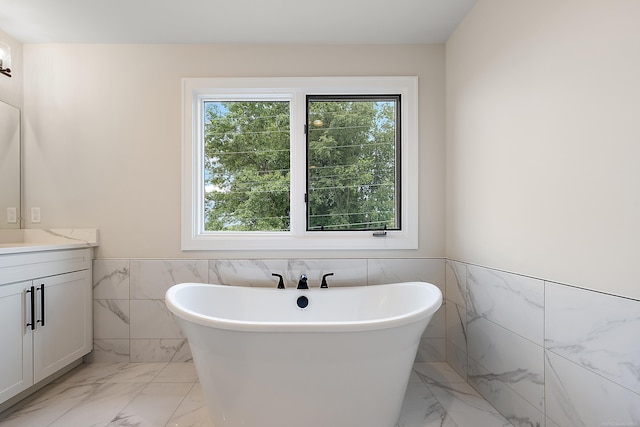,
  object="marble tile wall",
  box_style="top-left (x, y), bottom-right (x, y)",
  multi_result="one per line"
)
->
top-left (445, 260), bottom-right (640, 427)
top-left (90, 258), bottom-right (446, 364)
